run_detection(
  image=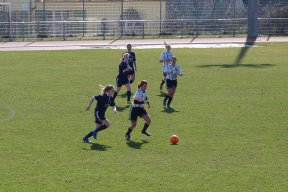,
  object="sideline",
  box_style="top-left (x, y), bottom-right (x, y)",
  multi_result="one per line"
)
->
top-left (0, 37), bottom-right (287, 51)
